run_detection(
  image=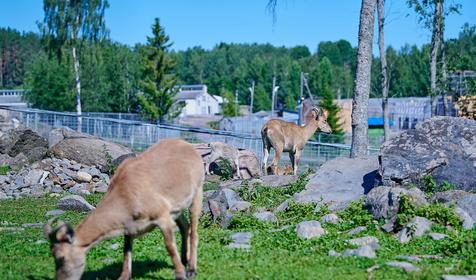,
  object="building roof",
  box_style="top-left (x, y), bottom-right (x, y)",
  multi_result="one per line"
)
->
top-left (174, 90), bottom-right (203, 100)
